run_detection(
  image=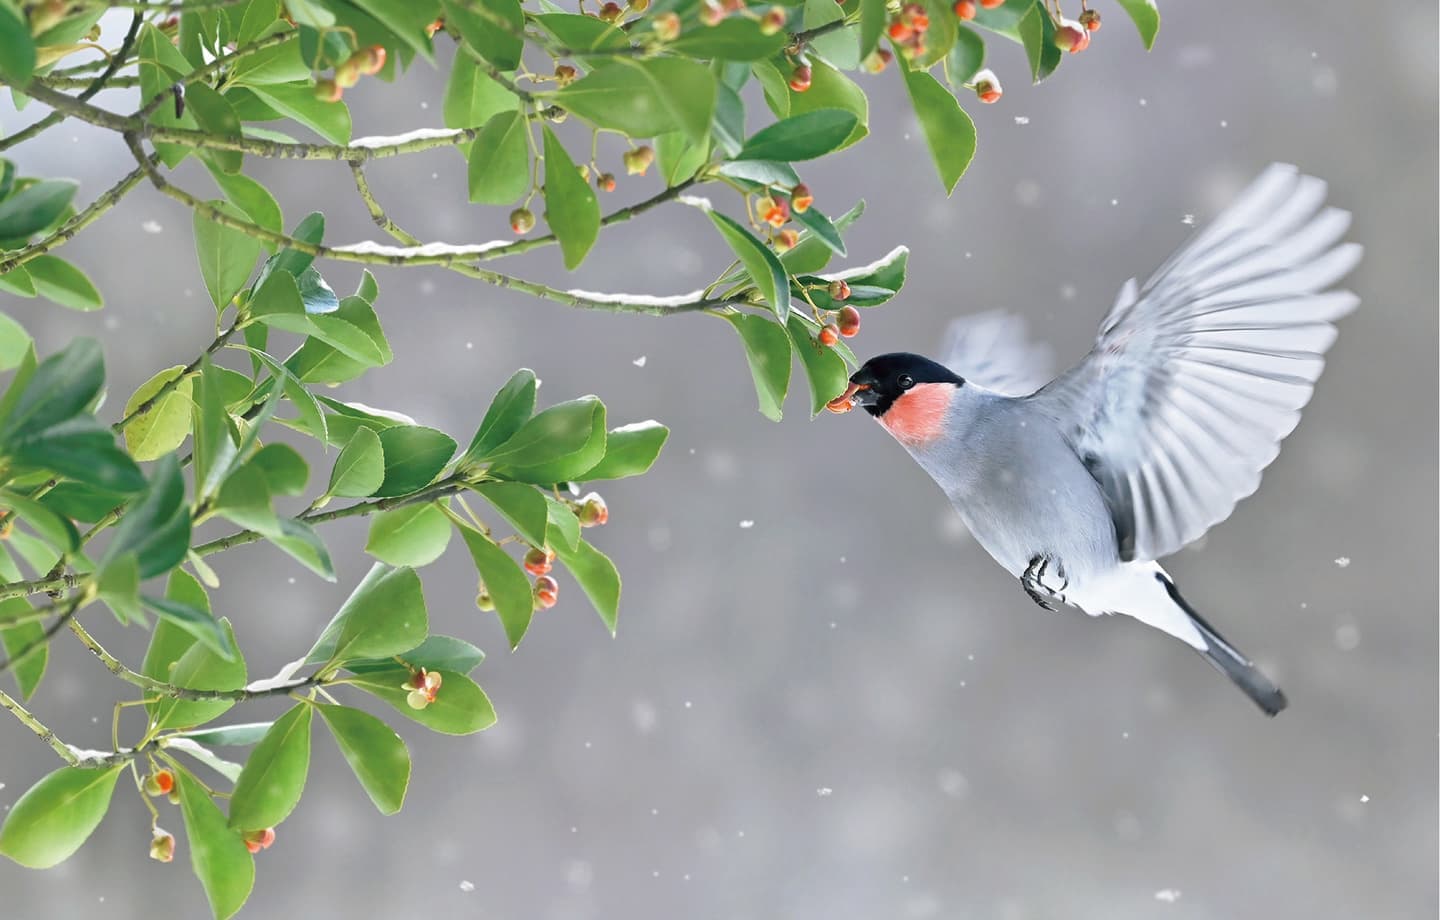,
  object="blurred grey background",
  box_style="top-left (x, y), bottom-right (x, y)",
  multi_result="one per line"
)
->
top-left (1, 1), bottom-right (1436, 918)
